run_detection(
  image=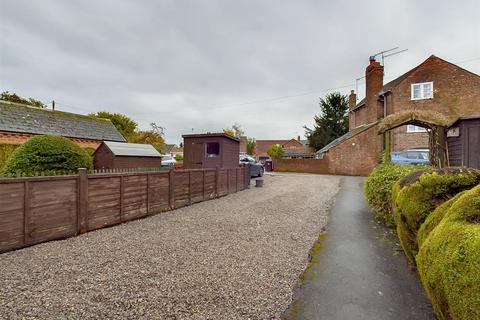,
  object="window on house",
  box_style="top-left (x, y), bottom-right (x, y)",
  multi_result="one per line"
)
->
top-left (407, 125), bottom-right (428, 133)
top-left (411, 82), bottom-right (433, 100)
top-left (206, 142), bottom-right (220, 157)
